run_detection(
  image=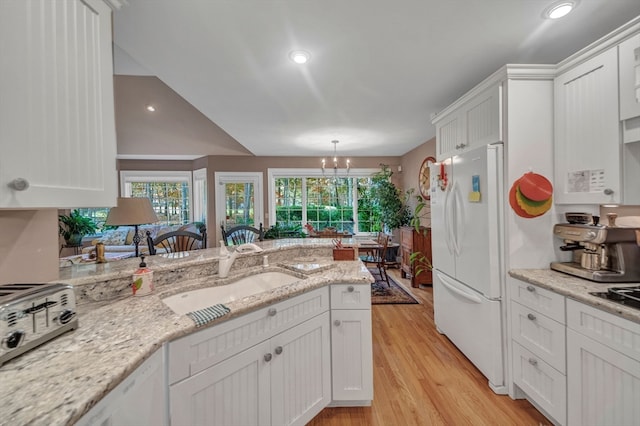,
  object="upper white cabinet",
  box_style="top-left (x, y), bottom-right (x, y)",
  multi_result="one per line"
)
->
top-left (434, 83), bottom-right (502, 160)
top-left (554, 46), bottom-right (621, 204)
top-left (619, 33), bottom-right (640, 121)
top-left (0, 0), bottom-right (117, 209)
